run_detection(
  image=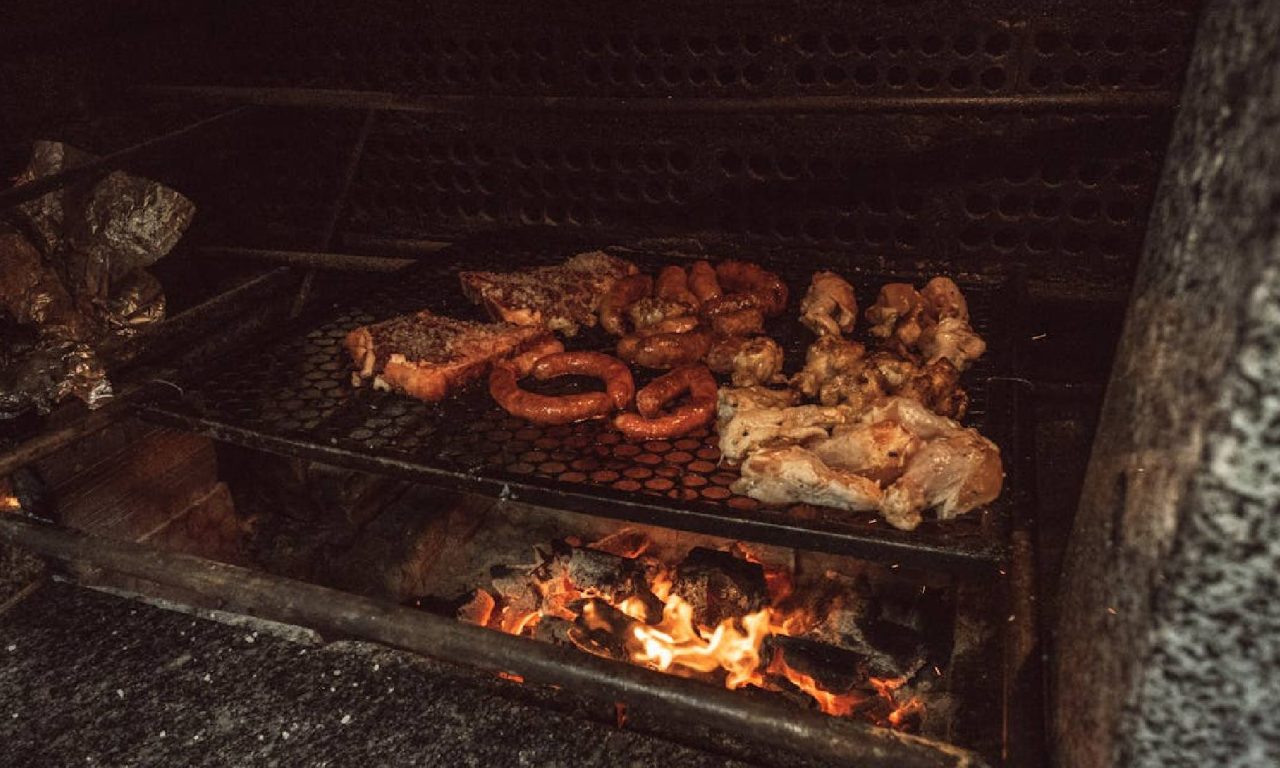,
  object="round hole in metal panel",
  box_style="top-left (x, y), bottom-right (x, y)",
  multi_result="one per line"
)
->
top-left (1071, 32), bottom-right (1096, 53)
top-left (917, 68), bottom-right (941, 89)
top-left (1106, 199), bottom-right (1135, 223)
top-left (1029, 194), bottom-right (1059, 218)
top-left (1140, 32), bottom-right (1169, 53)
top-left (949, 66), bottom-right (972, 89)
top-left (853, 63), bottom-right (878, 86)
top-left (1062, 64), bottom-right (1088, 87)
top-left (1034, 30), bottom-right (1062, 54)
top-left (1078, 161), bottom-right (1107, 185)
top-left (1070, 198), bottom-right (1101, 221)
top-left (965, 193), bottom-right (993, 216)
top-left (921, 34), bottom-right (945, 55)
top-left (959, 224), bottom-right (989, 249)
top-left (1027, 230), bottom-right (1054, 253)
top-left (1105, 33), bottom-right (1131, 54)
top-left (1099, 66), bottom-right (1125, 87)
top-left (984, 32), bottom-right (1011, 56)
